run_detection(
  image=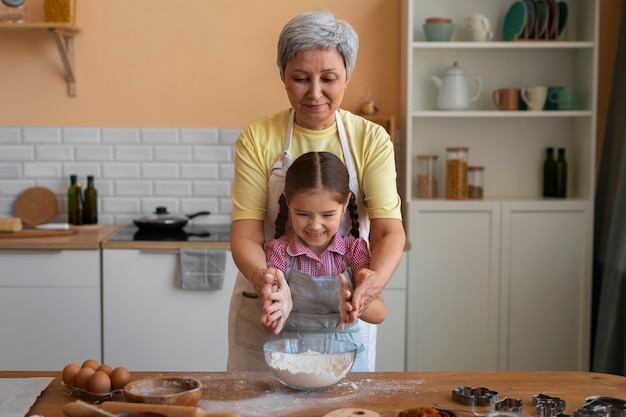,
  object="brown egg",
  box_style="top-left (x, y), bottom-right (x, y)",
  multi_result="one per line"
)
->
top-left (81, 359), bottom-right (99, 370)
top-left (89, 370), bottom-right (112, 394)
top-left (96, 364), bottom-right (113, 375)
top-left (110, 366), bottom-right (131, 390)
top-left (62, 363), bottom-right (81, 386)
top-left (75, 366), bottom-right (95, 390)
